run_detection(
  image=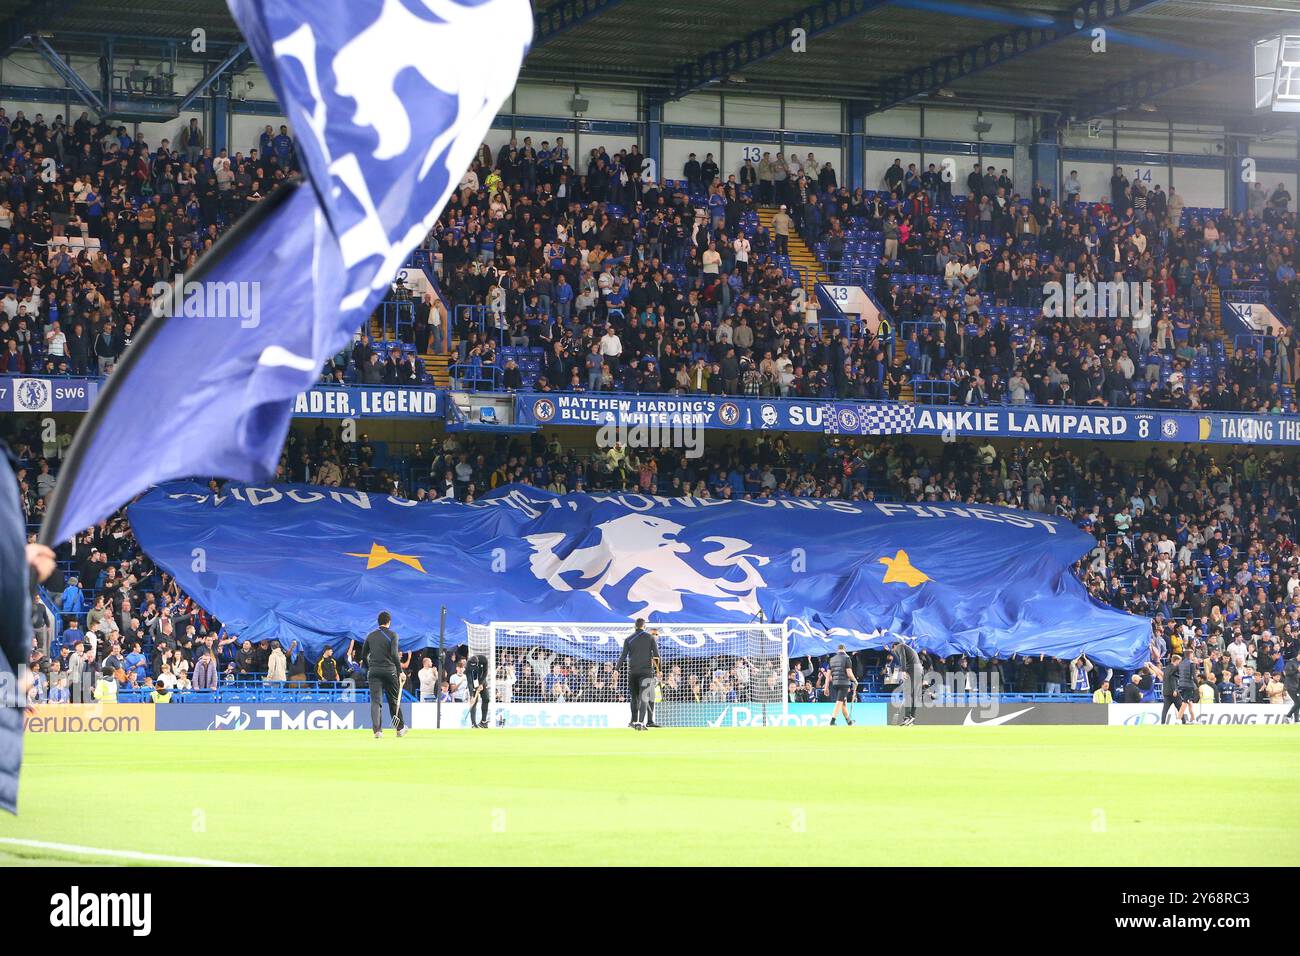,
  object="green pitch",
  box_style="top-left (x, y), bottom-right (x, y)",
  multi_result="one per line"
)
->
top-left (3, 727), bottom-right (1297, 866)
